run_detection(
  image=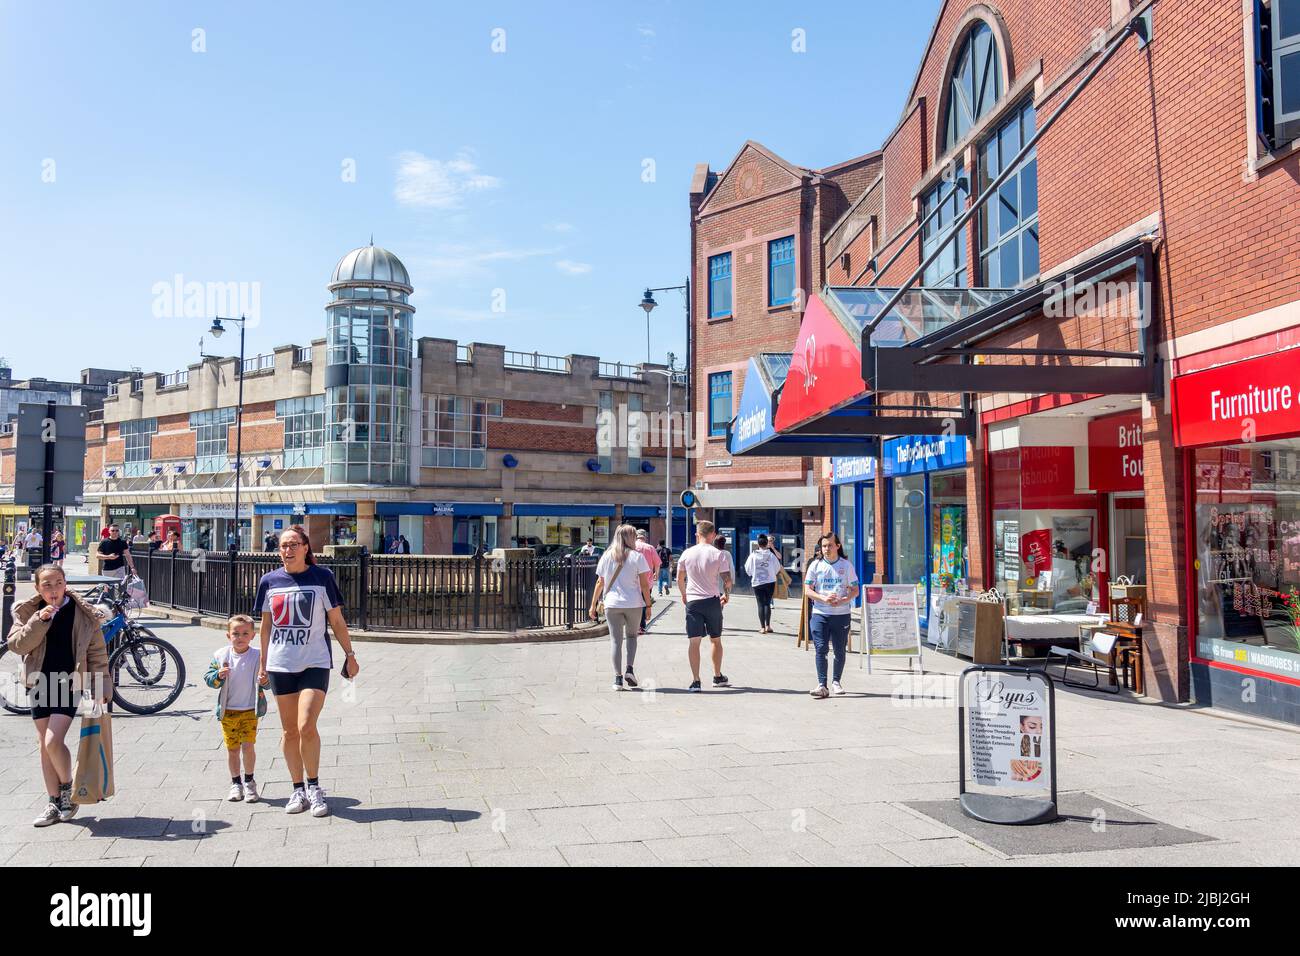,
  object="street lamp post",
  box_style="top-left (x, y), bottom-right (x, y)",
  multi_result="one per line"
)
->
top-left (639, 282), bottom-right (690, 556)
top-left (640, 353), bottom-right (678, 556)
top-left (208, 315), bottom-right (247, 550)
